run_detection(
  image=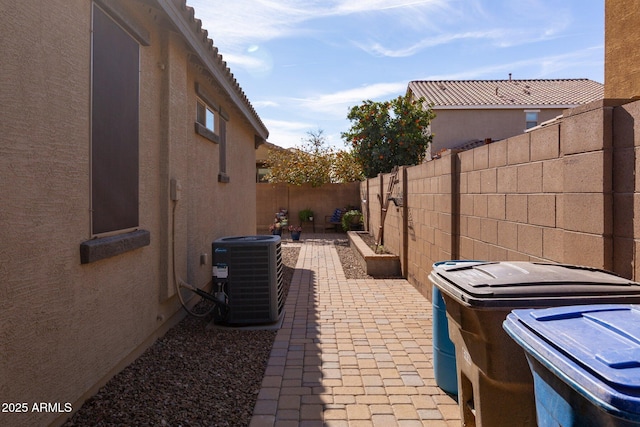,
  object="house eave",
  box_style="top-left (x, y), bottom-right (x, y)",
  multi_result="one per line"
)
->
top-left (430, 104), bottom-right (579, 111)
top-left (155, 0), bottom-right (269, 140)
